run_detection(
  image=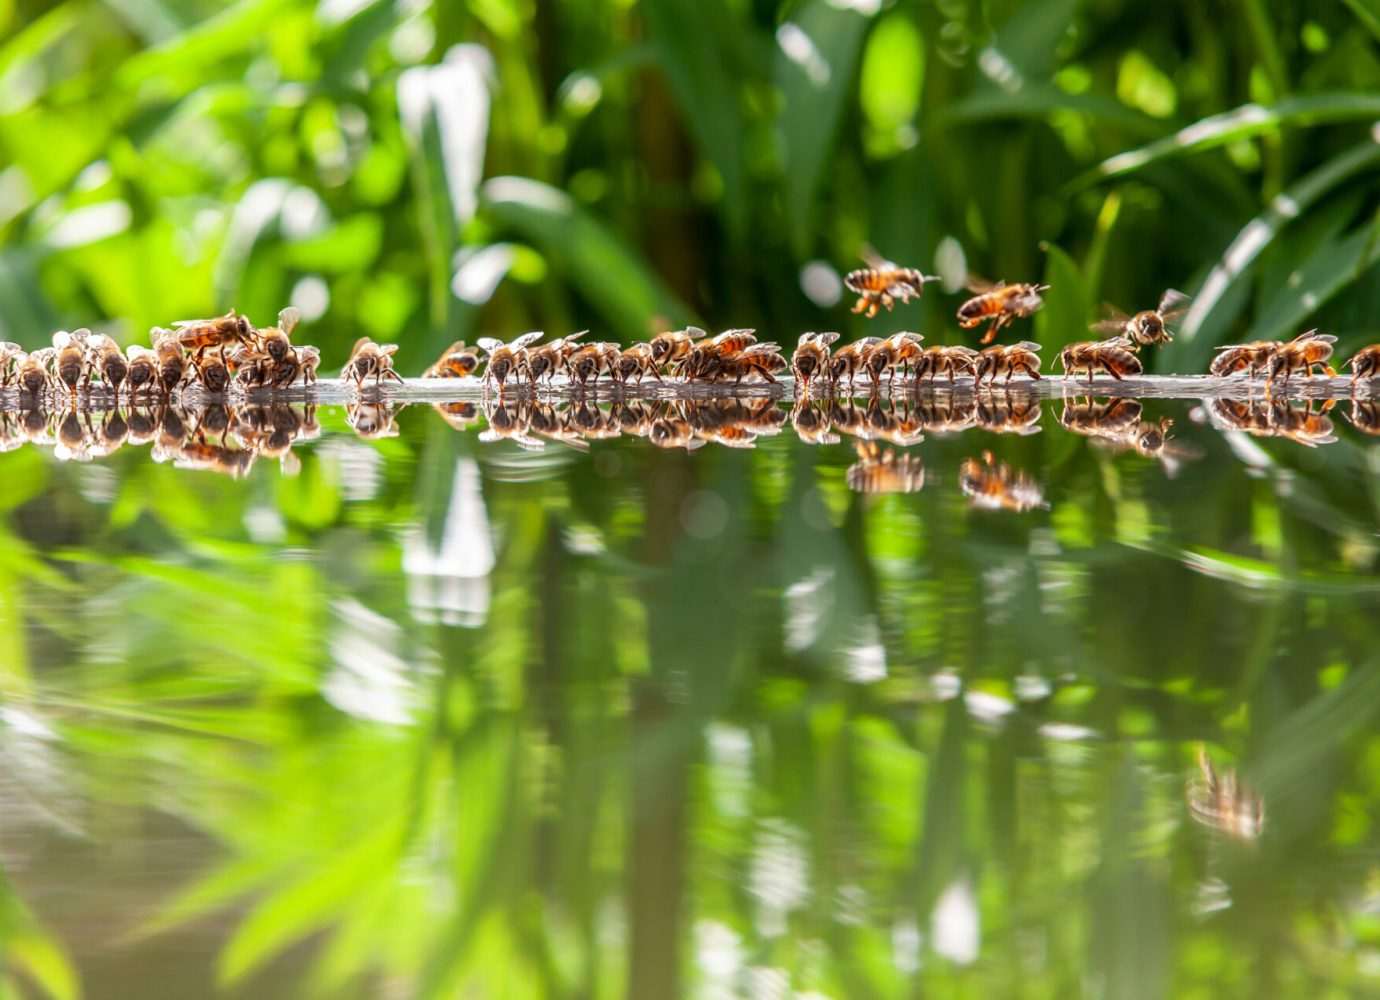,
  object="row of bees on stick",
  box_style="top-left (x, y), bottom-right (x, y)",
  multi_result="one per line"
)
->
top-left (0, 308), bottom-right (409, 399)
